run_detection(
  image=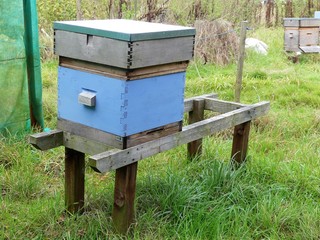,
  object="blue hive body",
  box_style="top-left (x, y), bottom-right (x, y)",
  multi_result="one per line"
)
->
top-left (58, 67), bottom-right (185, 136)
